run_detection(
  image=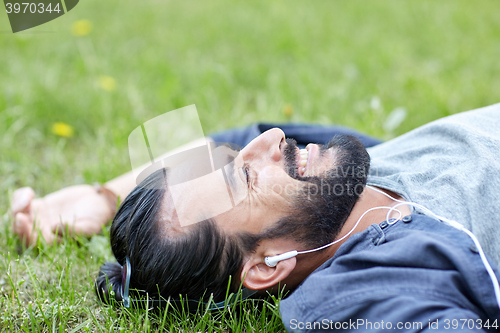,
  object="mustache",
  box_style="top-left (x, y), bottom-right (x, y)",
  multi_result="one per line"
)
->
top-left (282, 135), bottom-right (358, 180)
top-left (283, 138), bottom-right (329, 179)
top-left (284, 138), bottom-right (300, 179)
